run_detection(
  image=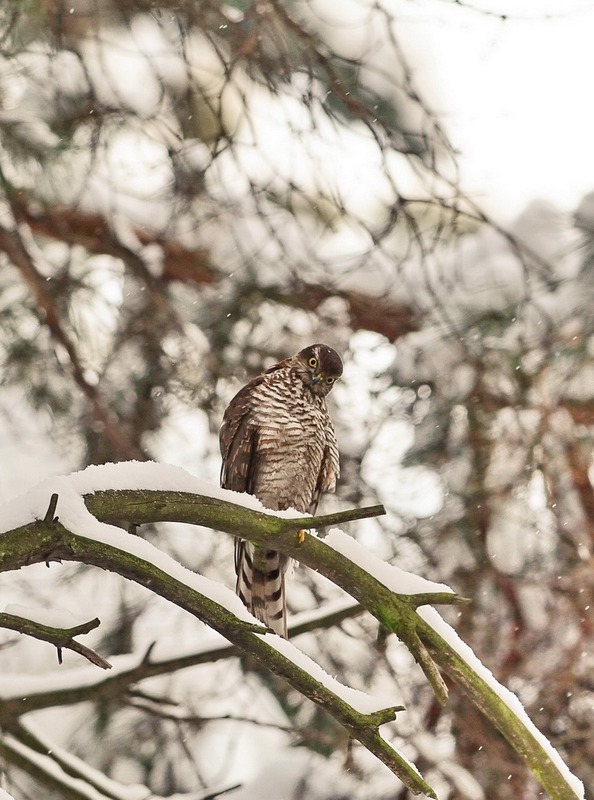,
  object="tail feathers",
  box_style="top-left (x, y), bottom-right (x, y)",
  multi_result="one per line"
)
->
top-left (235, 540), bottom-right (288, 637)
